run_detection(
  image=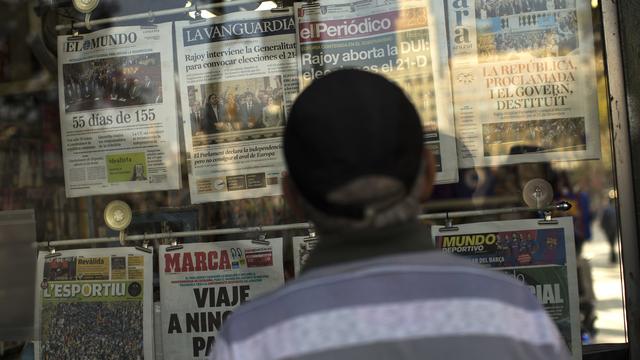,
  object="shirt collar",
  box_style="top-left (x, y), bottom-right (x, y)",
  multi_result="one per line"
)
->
top-left (302, 221), bottom-right (434, 273)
